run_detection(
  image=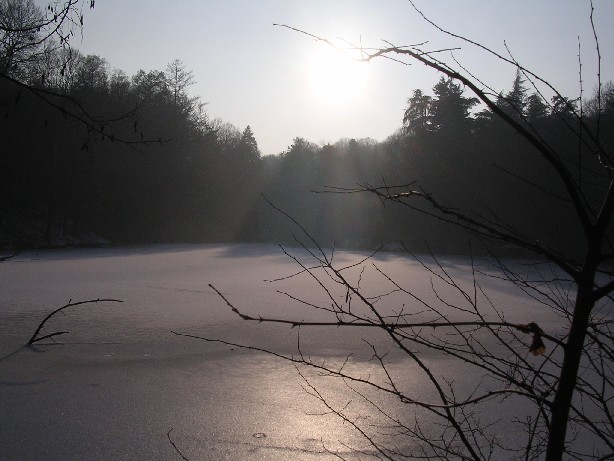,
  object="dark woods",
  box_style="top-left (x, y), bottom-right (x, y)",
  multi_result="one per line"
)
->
top-left (2, 2), bottom-right (613, 254)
